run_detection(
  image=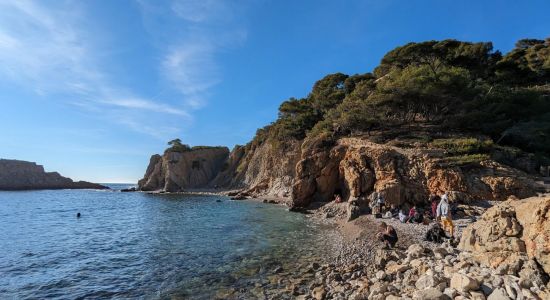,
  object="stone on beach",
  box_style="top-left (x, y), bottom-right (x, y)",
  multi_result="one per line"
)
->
top-left (450, 273), bottom-right (479, 293)
top-left (413, 288), bottom-right (450, 300)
